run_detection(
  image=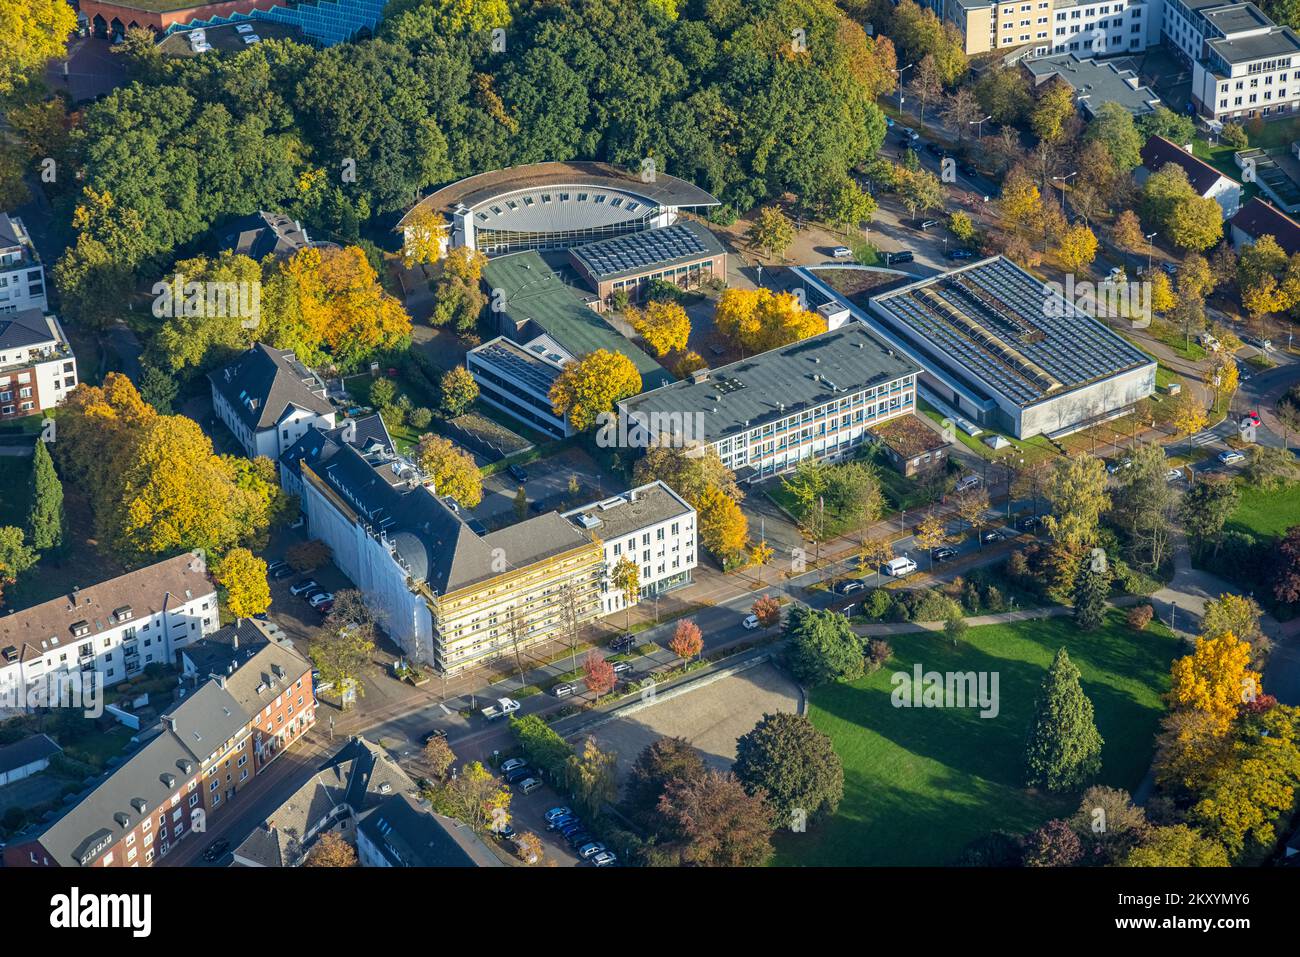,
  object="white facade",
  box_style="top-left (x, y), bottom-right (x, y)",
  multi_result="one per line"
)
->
top-left (0, 313), bottom-right (77, 420)
top-left (562, 481), bottom-right (697, 615)
top-left (1051, 0), bottom-right (1155, 56)
top-left (0, 216), bottom-right (47, 315)
top-left (1194, 40), bottom-right (1300, 121)
top-left (211, 383), bottom-right (336, 461)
